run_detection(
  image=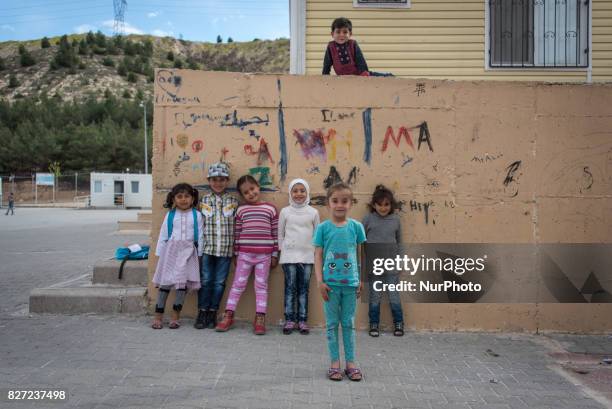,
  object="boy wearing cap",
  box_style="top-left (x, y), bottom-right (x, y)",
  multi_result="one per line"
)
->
top-left (195, 162), bottom-right (239, 329)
